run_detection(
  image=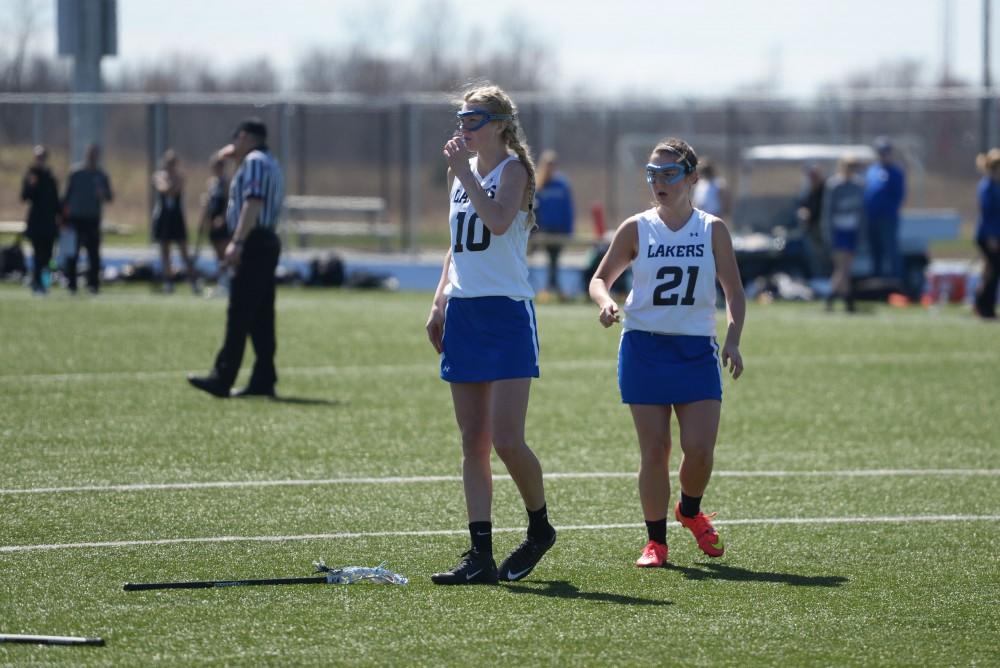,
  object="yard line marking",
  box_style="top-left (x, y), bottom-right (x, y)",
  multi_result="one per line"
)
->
top-left (2, 468), bottom-right (998, 495)
top-left (2, 351), bottom-right (997, 384)
top-left (3, 514), bottom-right (999, 554)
